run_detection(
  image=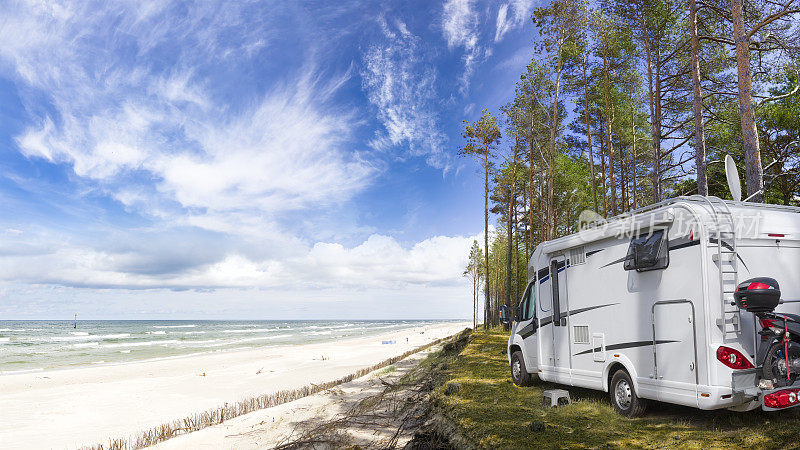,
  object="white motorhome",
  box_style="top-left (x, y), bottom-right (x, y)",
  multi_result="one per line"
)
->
top-left (507, 195), bottom-right (800, 416)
